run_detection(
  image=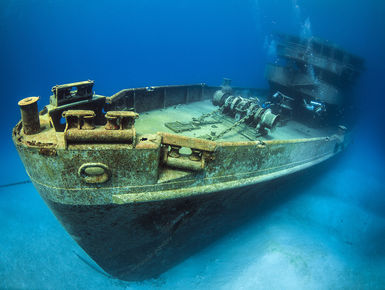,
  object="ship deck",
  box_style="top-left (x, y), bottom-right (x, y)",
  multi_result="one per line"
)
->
top-left (135, 99), bottom-right (335, 141)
